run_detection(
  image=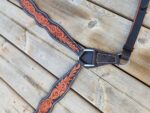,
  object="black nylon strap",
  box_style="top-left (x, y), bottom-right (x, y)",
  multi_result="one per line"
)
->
top-left (122, 0), bottom-right (149, 60)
